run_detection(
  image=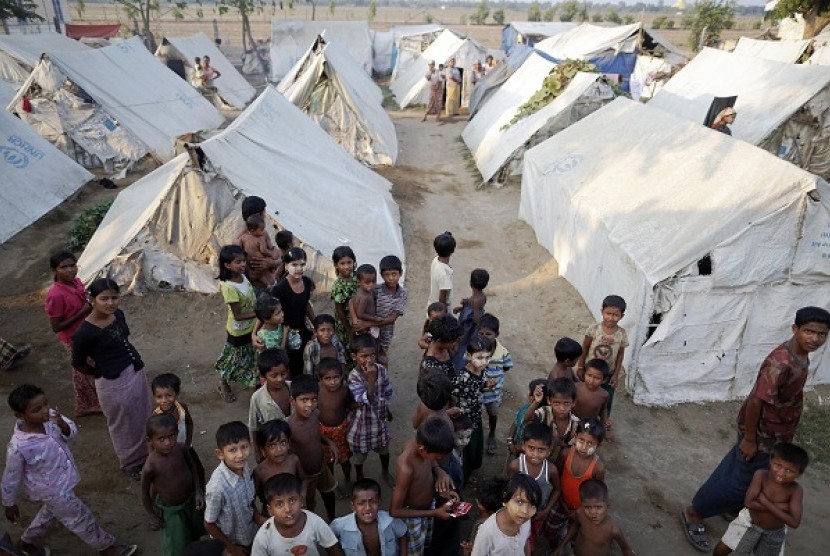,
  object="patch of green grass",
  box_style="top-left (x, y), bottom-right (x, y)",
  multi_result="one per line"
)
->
top-left (456, 136), bottom-right (484, 189)
top-left (795, 401), bottom-right (830, 467)
top-left (67, 200), bottom-right (113, 251)
top-left (379, 84), bottom-right (399, 110)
